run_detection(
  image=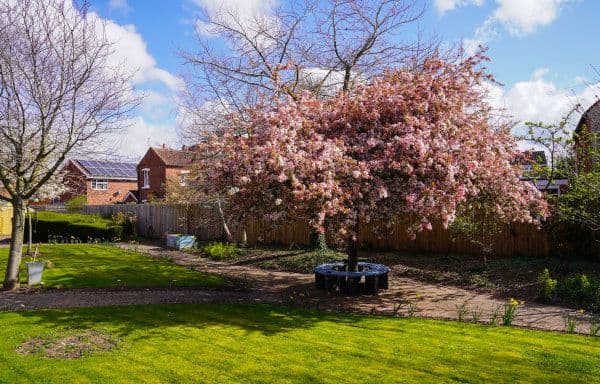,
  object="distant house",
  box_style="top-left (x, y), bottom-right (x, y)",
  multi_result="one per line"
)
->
top-left (520, 150), bottom-right (547, 176)
top-left (137, 146), bottom-right (196, 203)
top-left (519, 150), bottom-right (568, 196)
top-left (60, 159), bottom-right (138, 205)
top-left (575, 100), bottom-right (600, 172)
top-left (122, 190), bottom-right (140, 204)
